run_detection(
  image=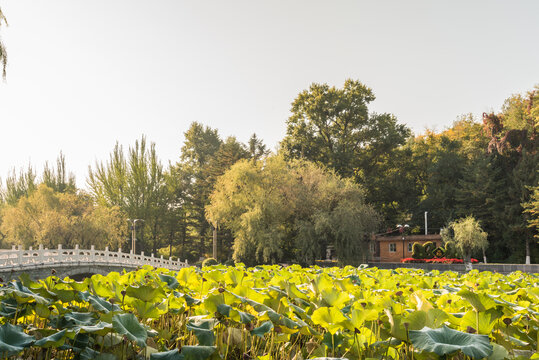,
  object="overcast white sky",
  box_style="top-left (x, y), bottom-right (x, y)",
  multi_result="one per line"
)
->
top-left (1, 0), bottom-right (538, 187)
